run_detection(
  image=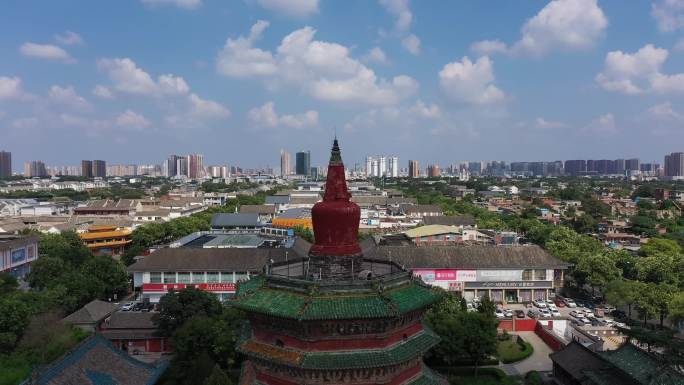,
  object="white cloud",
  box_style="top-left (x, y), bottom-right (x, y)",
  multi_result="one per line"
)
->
top-left (98, 57), bottom-right (189, 96)
top-left (116, 110), bottom-right (151, 129)
top-left (55, 31), bottom-right (83, 46)
top-left (401, 34), bottom-right (421, 55)
top-left (651, 0), bottom-right (684, 32)
top-left (409, 100), bottom-right (441, 119)
top-left (583, 113), bottom-right (616, 134)
top-left (48, 85), bottom-right (90, 109)
top-left (439, 56), bottom-right (504, 104)
top-left (379, 0), bottom-right (413, 32)
top-left (92, 85), bottom-right (114, 99)
top-left (473, 0), bottom-right (607, 57)
top-left (512, 0), bottom-right (607, 56)
top-left (11, 117), bottom-right (38, 130)
top-left (534, 117), bottom-right (566, 129)
top-left (471, 40), bottom-right (508, 56)
top-left (141, 0), bottom-right (202, 9)
top-left (247, 101), bottom-right (318, 129)
top-left (257, 0), bottom-right (318, 18)
top-left (596, 44), bottom-right (684, 94)
top-left (217, 22), bottom-right (418, 105)
top-left (216, 20), bottom-right (278, 78)
top-left (19, 43), bottom-right (75, 63)
top-left (362, 47), bottom-right (389, 64)
top-left (188, 93), bottom-right (230, 118)
top-left (0, 76), bottom-right (29, 100)
top-left (648, 101), bottom-right (683, 120)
